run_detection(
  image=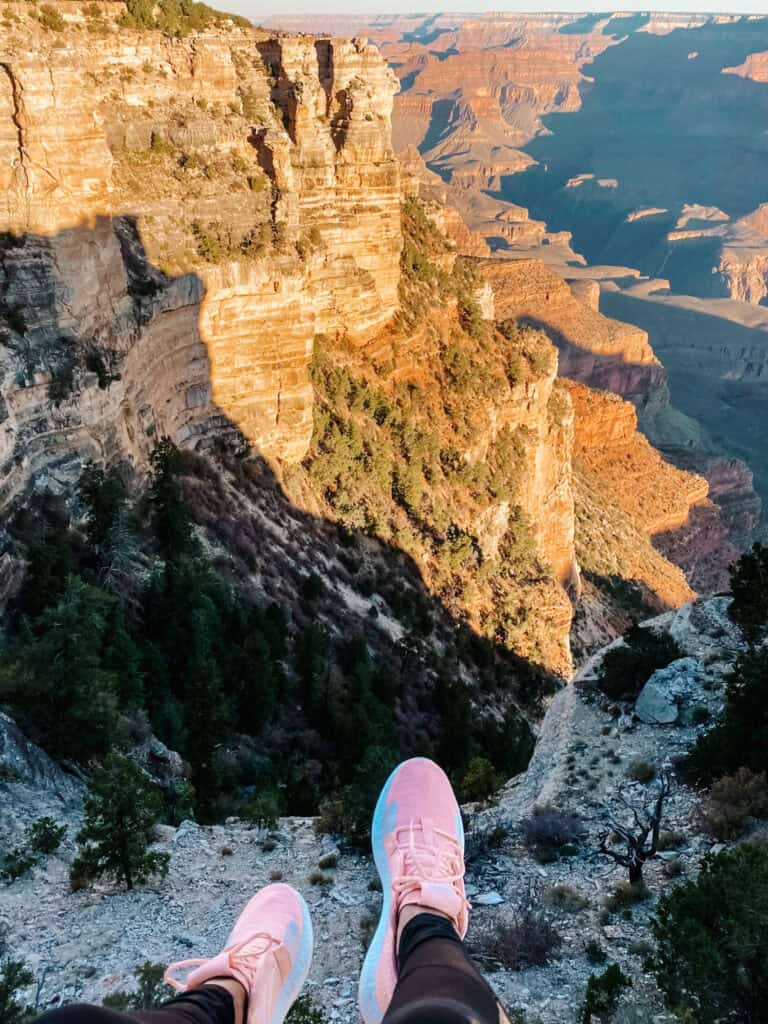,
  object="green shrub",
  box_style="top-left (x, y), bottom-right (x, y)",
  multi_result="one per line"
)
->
top-left (543, 884), bottom-right (590, 913)
top-left (458, 295), bottom-right (484, 339)
top-left (481, 911), bottom-right (562, 970)
top-left (699, 767), bottom-right (768, 839)
top-left (0, 959), bottom-right (34, 1024)
top-left (602, 881), bottom-right (649, 914)
top-left (597, 625), bottom-right (682, 701)
top-left (685, 645), bottom-right (767, 783)
top-left (308, 869), bottom-right (331, 886)
top-left (521, 805), bottom-right (584, 861)
top-left (0, 577), bottom-right (124, 762)
top-left (28, 816), bottom-right (66, 855)
top-left (244, 789), bottom-right (282, 831)
top-left (119, 0), bottom-right (250, 36)
top-left (318, 852), bottom-right (338, 870)
top-left (656, 829), bottom-right (685, 851)
top-left (627, 759), bottom-right (656, 783)
top-left (286, 994), bottom-right (329, 1024)
top-left (651, 843), bottom-right (768, 1024)
top-left (460, 757), bottom-right (501, 802)
top-left (585, 940), bottom-right (608, 965)
top-left (70, 753), bottom-right (170, 891)
top-left (729, 543), bottom-right (768, 640)
top-left (580, 964), bottom-right (632, 1024)
top-left (102, 962), bottom-right (169, 1011)
top-left (0, 848), bottom-right (37, 883)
